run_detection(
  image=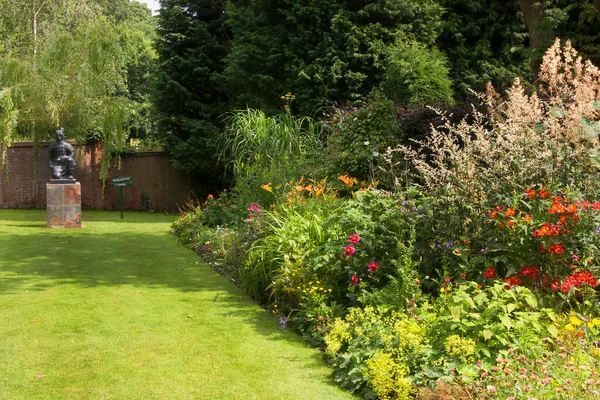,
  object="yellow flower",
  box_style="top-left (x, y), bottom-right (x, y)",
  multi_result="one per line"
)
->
top-left (569, 315), bottom-right (583, 326)
top-left (261, 183), bottom-right (272, 192)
